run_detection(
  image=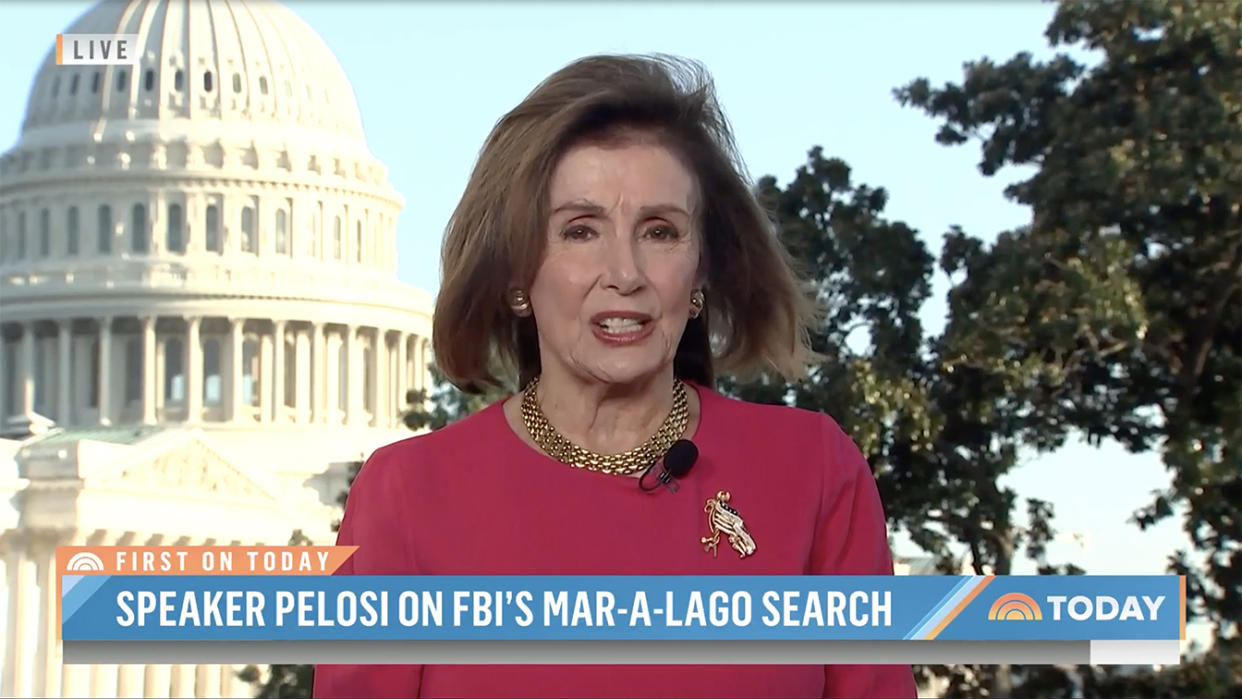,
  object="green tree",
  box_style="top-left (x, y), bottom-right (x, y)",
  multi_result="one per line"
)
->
top-left (896, 0), bottom-right (1240, 641)
top-left (725, 146), bottom-right (1082, 698)
top-left (889, 0), bottom-right (1239, 694)
top-left (403, 364), bottom-right (511, 431)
